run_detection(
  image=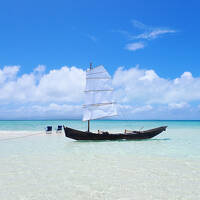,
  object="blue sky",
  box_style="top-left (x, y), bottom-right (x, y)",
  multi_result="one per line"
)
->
top-left (0, 0), bottom-right (200, 119)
